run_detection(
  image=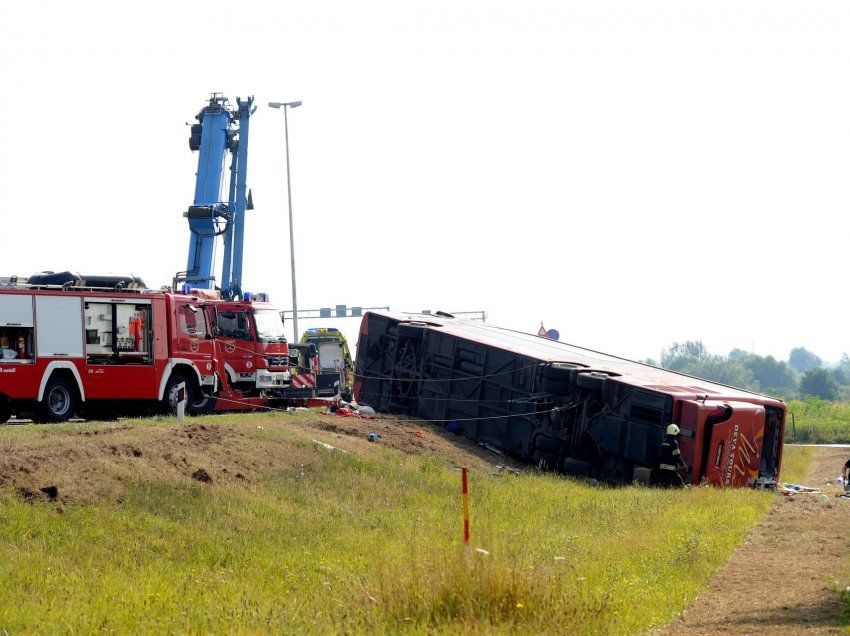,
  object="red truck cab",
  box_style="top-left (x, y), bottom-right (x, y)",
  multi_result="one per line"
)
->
top-left (203, 294), bottom-right (299, 410)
